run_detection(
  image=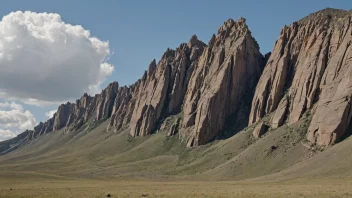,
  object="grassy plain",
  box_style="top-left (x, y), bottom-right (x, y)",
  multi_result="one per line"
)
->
top-left (1, 117), bottom-right (352, 197)
top-left (1, 173), bottom-right (352, 198)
